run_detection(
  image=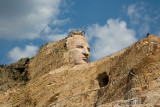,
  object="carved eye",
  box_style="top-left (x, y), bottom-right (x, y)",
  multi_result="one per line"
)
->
top-left (88, 48), bottom-right (90, 52)
top-left (76, 45), bottom-right (84, 48)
